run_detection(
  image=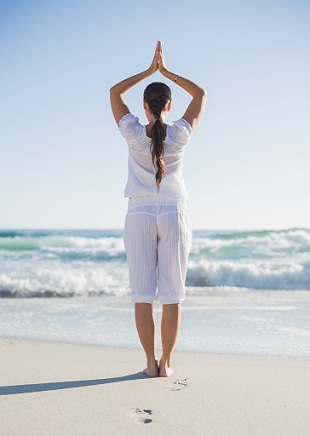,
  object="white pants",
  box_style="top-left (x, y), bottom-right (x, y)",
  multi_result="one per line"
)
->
top-left (124, 196), bottom-right (192, 304)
